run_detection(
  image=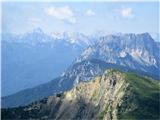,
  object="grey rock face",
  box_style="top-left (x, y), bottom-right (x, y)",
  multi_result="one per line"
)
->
top-left (76, 33), bottom-right (160, 79)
